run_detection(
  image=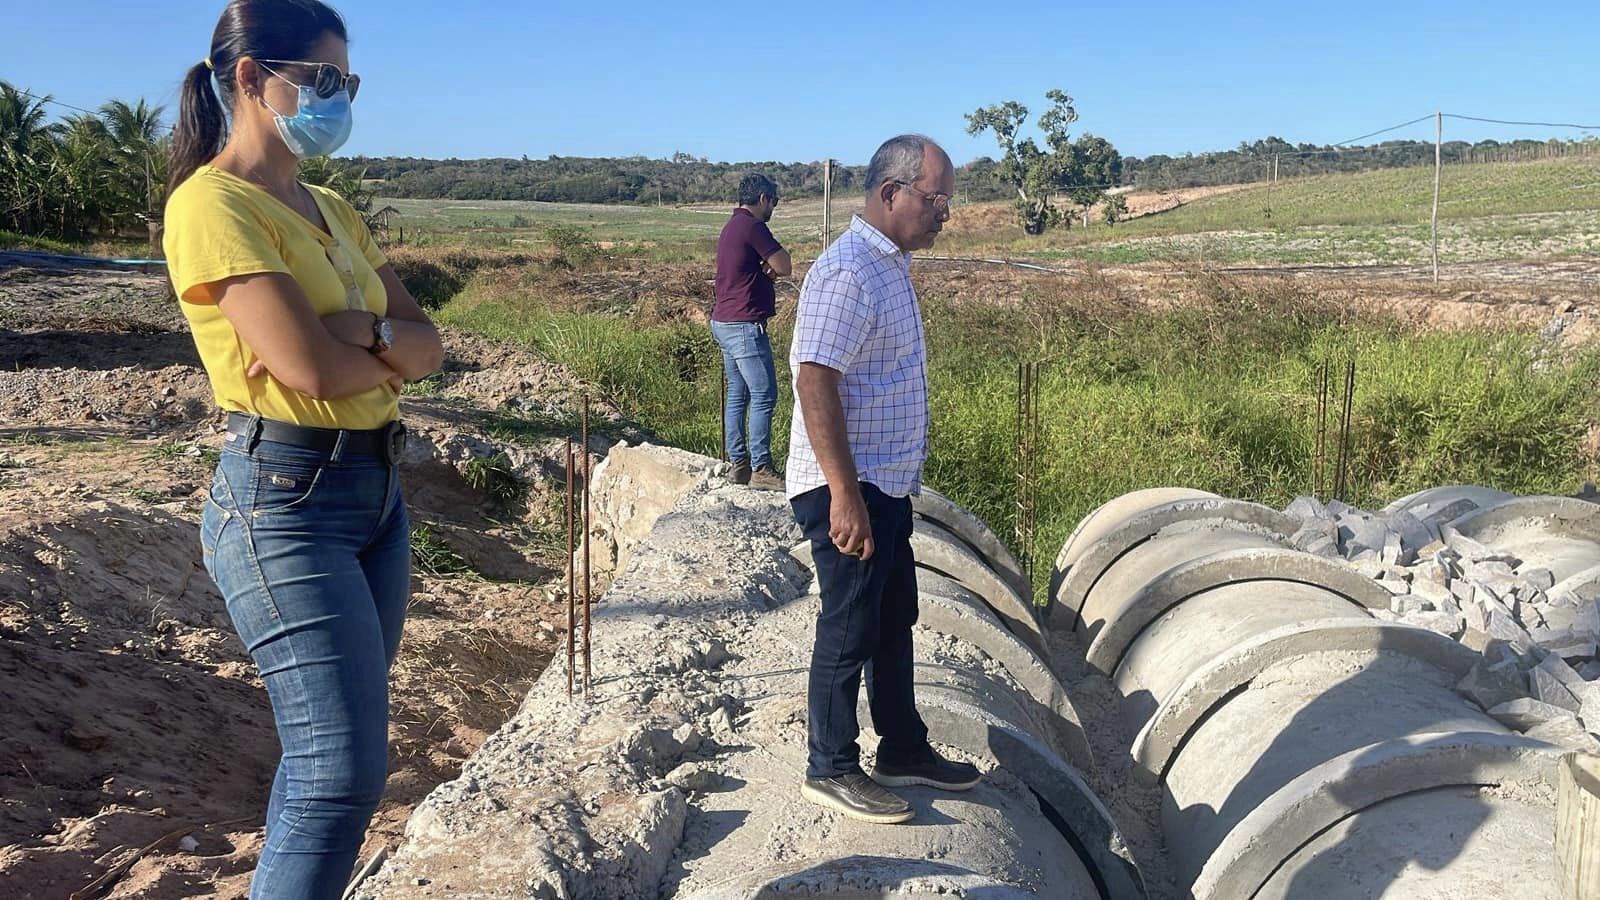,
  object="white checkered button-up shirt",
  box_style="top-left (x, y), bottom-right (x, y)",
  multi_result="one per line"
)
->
top-left (786, 215), bottom-right (930, 500)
